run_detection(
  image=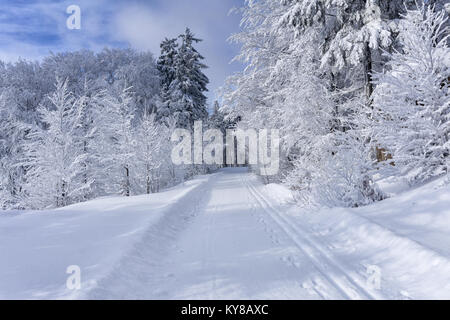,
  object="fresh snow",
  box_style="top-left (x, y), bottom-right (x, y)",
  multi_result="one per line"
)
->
top-left (0, 168), bottom-right (449, 299)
